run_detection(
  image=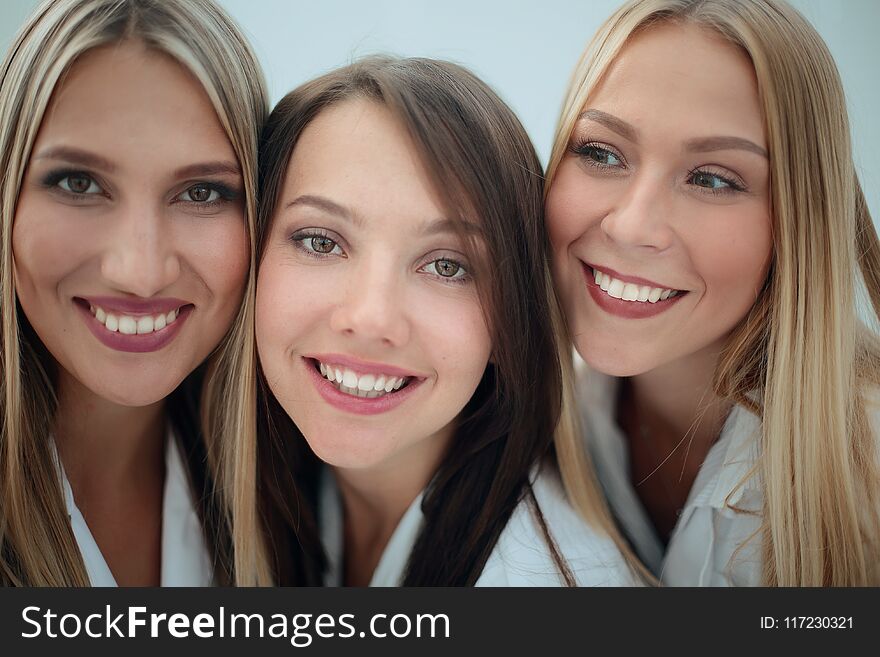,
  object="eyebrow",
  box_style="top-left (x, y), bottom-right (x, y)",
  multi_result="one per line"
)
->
top-left (285, 194), bottom-right (483, 237)
top-left (578, 109), bottom-right (639, 142)
top-left (33, 146), bottom-right (117, 173)
top-left (684, 135), bottom-right (768, 159)
top-left (34, 146), bottom-right (242, 178)
top-left (419, 217), bottom-right (484, 238)
top-left (578, 109), bottom-right (767, 159)
top-left (285, 194), bottom-right (363, 227)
